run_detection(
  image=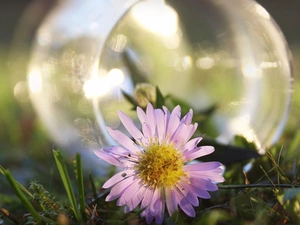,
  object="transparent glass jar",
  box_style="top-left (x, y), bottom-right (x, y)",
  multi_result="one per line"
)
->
top-left (27, 0), bottom-right (293, 164)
